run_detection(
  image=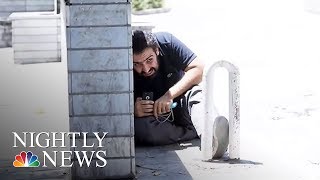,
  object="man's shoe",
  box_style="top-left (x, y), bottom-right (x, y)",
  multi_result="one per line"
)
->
top-left (212, 116), bottom-right (229, 159)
